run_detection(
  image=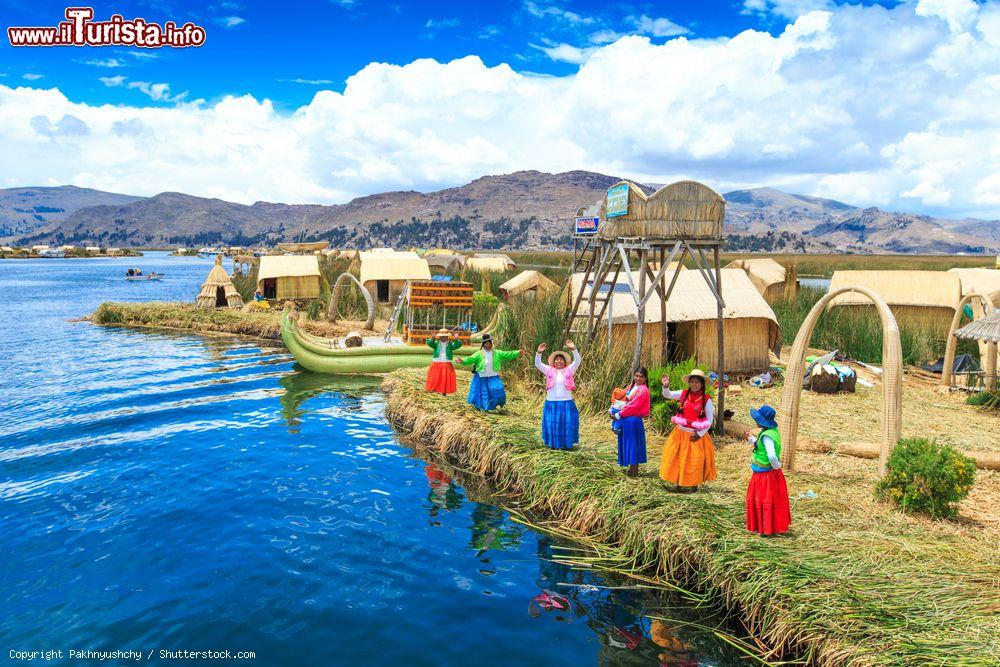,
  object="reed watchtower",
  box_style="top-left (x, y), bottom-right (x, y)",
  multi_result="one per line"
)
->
top-left (565, 180), bottom-right (728, 433)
